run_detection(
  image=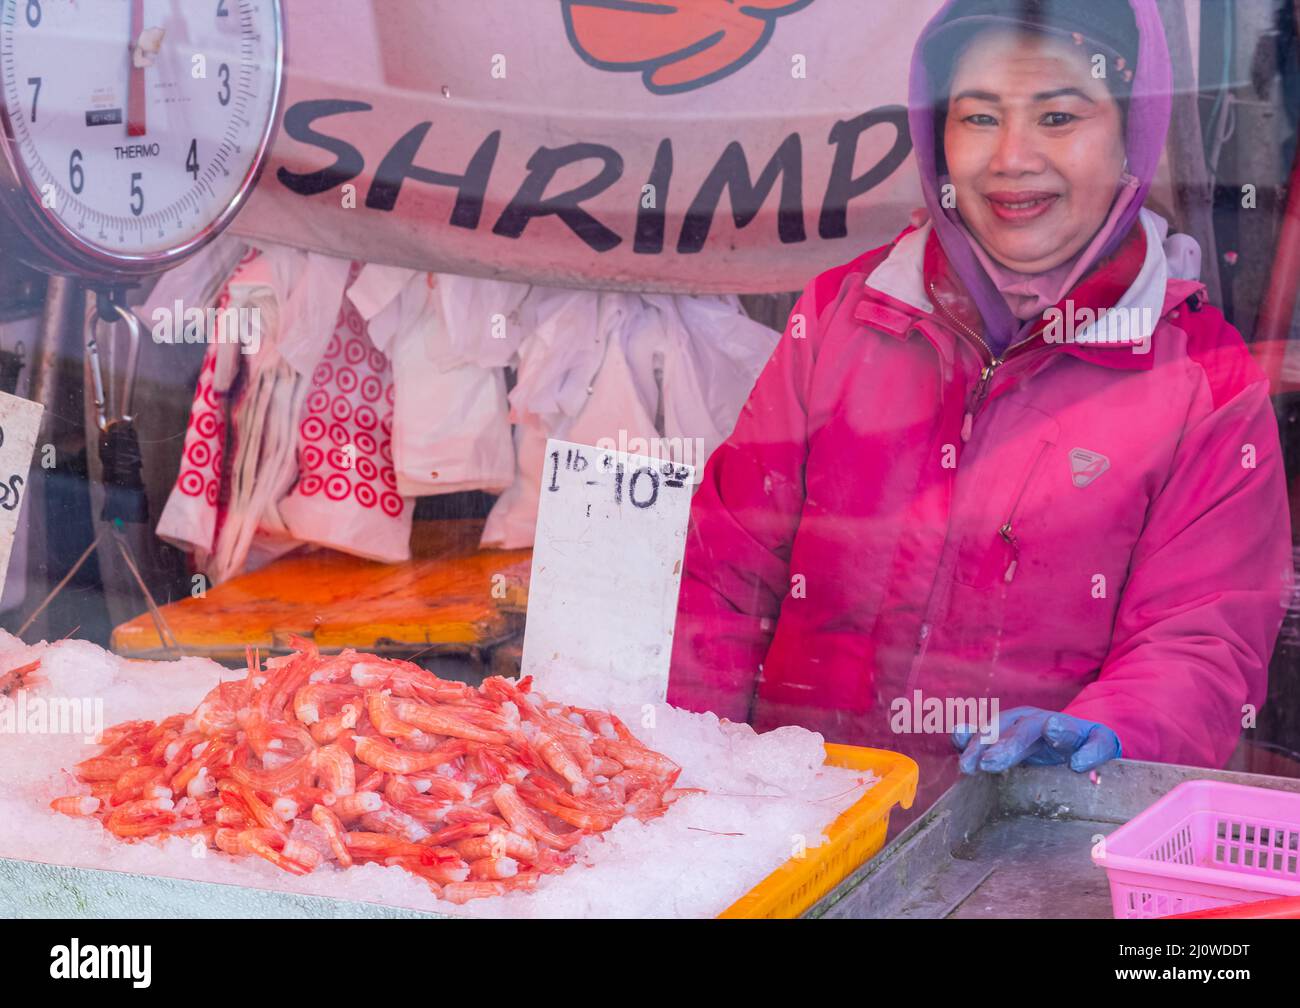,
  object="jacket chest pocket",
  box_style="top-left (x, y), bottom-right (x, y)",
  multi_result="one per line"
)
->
top-left (952, 403), bottom-right (1059, 591)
